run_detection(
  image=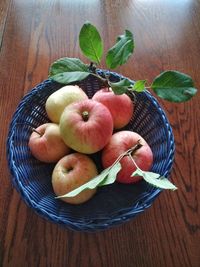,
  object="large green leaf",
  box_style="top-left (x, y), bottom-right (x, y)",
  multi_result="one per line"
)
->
top-left (98, 162), bottom-right (121, 186)
top-left (49, 57), bottom-right (88, 75)
top-left (79, 21), bottom-right (103, 64)
top-left (106, 30), bottom-right (134, 69)
top-left (151, 70), bottom-right (197, 102)
top-left (56, 163), bottom-right (121, 198)
top-left (50, 72), bottom-right (90, 84)
top-left (49, 57), bottom-right (90, 84)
